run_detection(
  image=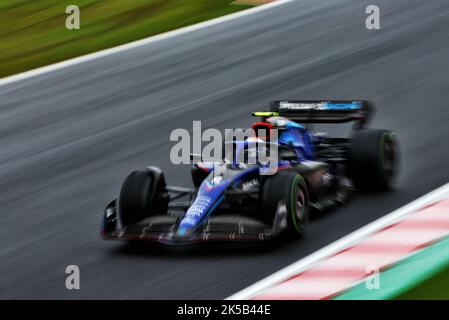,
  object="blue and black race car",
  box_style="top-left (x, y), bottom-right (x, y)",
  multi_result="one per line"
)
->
top-left (101, 100), bottom-right (399, 244)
